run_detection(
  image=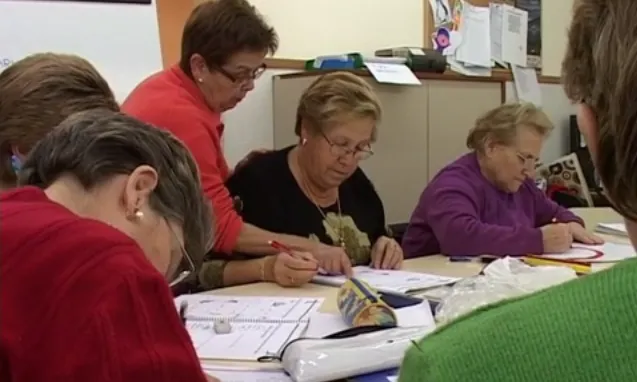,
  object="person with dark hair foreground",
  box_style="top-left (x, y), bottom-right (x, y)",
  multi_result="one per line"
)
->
top-left (0, 109), bottom-right (218, 381)
top-left (123, 0), bottom-right (350, 283)
top-left (0, 53), bottom-right (119, 190)
top-left (399, 1), bottom-right (637, 381)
